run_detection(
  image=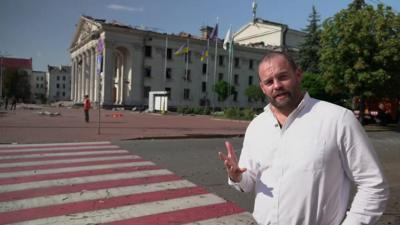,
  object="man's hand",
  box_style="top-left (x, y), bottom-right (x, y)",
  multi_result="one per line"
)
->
top-left (218, 141), bottom-right (247, 183)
